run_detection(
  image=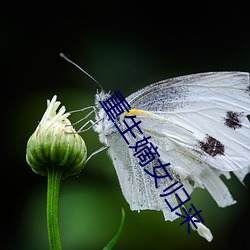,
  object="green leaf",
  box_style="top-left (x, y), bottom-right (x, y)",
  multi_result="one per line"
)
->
top-left (102, 208), bottom-right (125, 250)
